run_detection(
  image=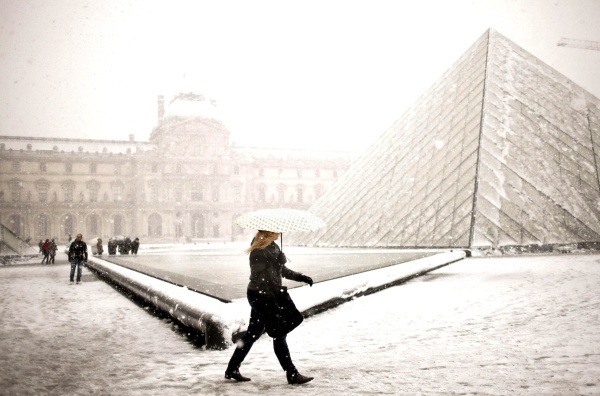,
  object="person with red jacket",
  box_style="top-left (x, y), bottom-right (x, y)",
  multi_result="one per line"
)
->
top-left (41, 239), bottom-right (50, 264)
